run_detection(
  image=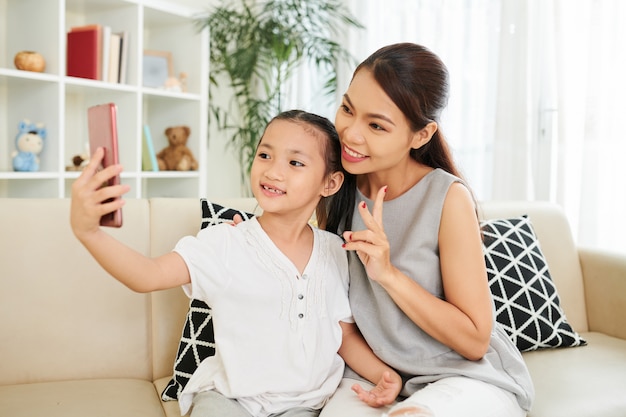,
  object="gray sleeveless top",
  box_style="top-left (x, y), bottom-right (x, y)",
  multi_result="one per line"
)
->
top-left (345, 168), bottom-right (534, 411)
